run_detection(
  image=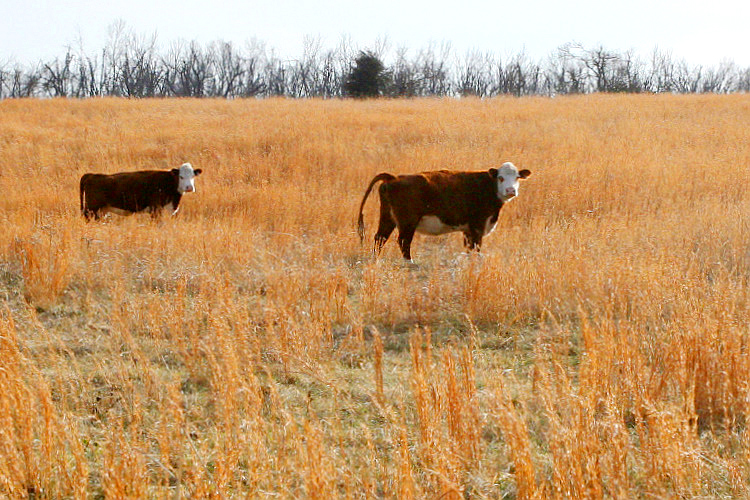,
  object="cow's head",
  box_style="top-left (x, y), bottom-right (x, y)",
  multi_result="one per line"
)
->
top-left (172, 163), bottom-right (203, 193)
top-left (489, 162), bottom-right (531, 202)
